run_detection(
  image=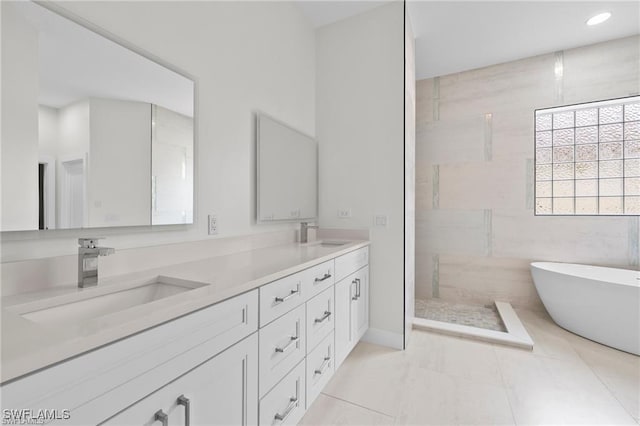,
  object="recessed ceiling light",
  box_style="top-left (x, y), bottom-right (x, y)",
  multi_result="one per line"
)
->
top-left (587, 12), bottom-right (611, 26)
